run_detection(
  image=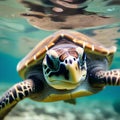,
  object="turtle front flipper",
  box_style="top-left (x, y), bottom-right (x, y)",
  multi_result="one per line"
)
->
top-left (0, 79), bottom-right (43, 120)
top-left (89, 69), bottom-right (120, 87)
